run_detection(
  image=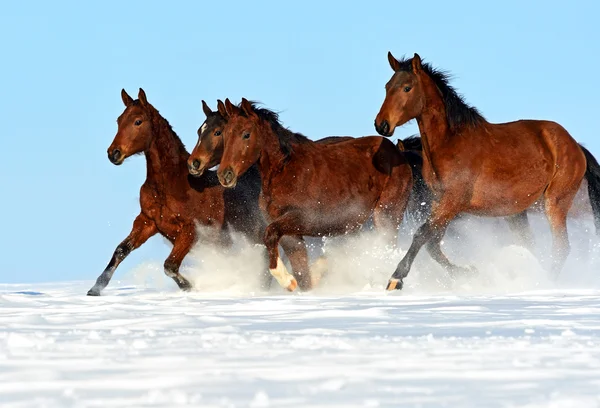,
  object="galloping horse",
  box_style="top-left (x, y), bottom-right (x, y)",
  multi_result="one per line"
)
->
top-left (87, 89), bottom-right (268, 296)
top-left (217, 98), bottom-right (413, 292)
top-left (185, 99), bottom-right (353, 290)
top-left (375, 52), bottom-right (600, 290)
